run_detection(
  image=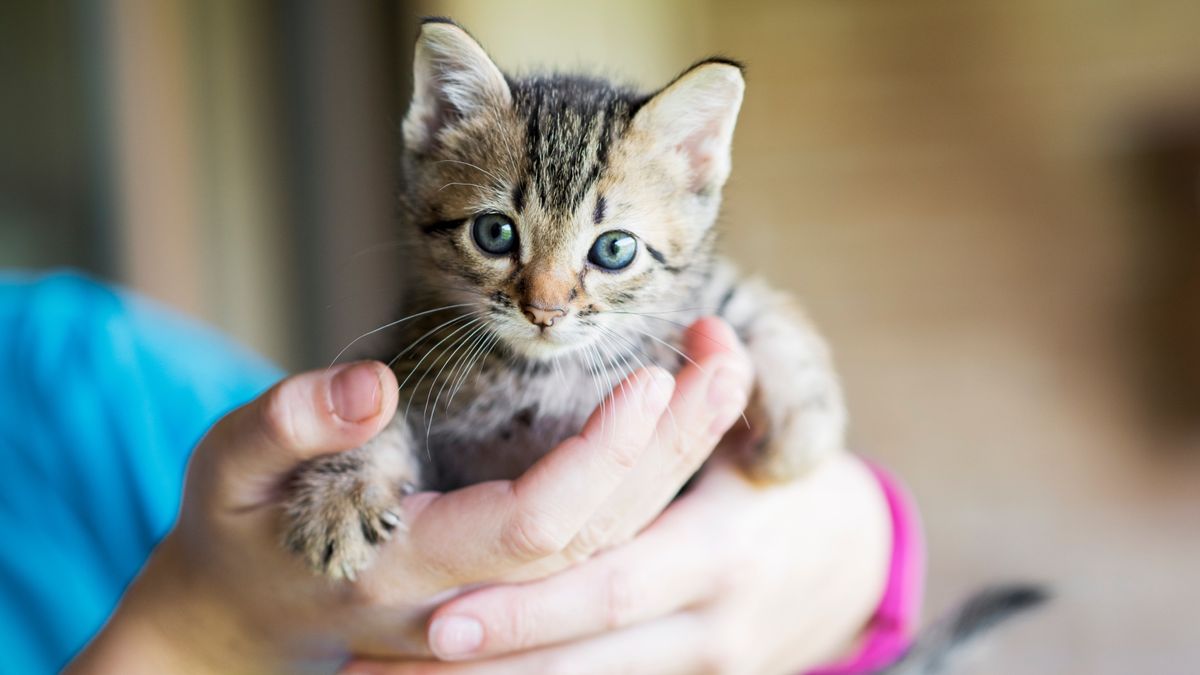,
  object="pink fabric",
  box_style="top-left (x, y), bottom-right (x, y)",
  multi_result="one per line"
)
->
top-left (807, 462), bottom-right (925, 675)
